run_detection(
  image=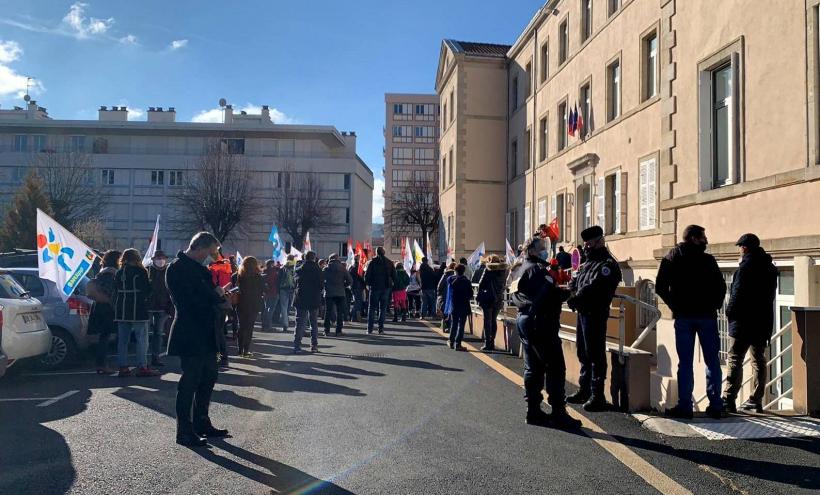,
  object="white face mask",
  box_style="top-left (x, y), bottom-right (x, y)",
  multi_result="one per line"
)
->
top-left (203, 255), bottom-right (215, 266)
top-left (154, 259), bottom-right (167, 268)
